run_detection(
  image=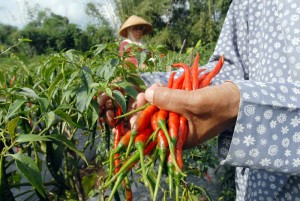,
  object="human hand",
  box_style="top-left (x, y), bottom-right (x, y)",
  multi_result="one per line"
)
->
top-left (98, 91), bottom-right (143, 132)
top-left (137, 82), bottom-right (240, 148)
